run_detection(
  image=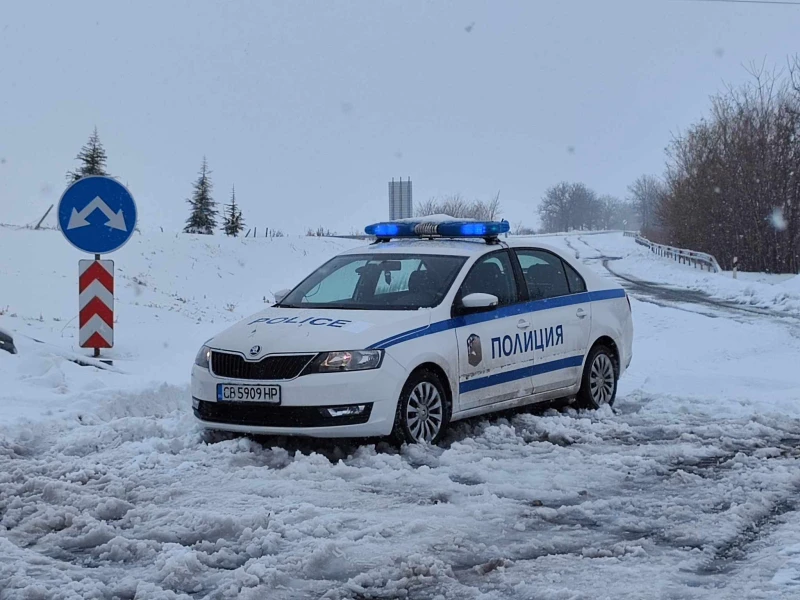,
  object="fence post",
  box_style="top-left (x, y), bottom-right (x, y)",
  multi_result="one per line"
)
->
top-left (733, 256), bottom-right (738, 279)
top-left (35, 204), bottom-right (54, 230)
